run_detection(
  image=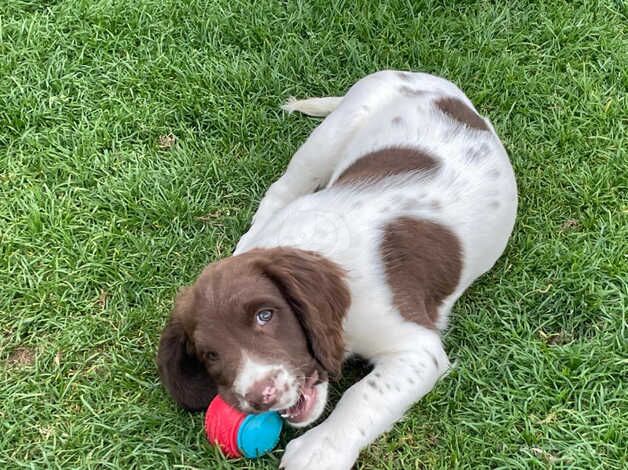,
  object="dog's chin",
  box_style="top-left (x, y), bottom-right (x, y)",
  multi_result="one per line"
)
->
top-left (280, 381), bottom-right (328, 428)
